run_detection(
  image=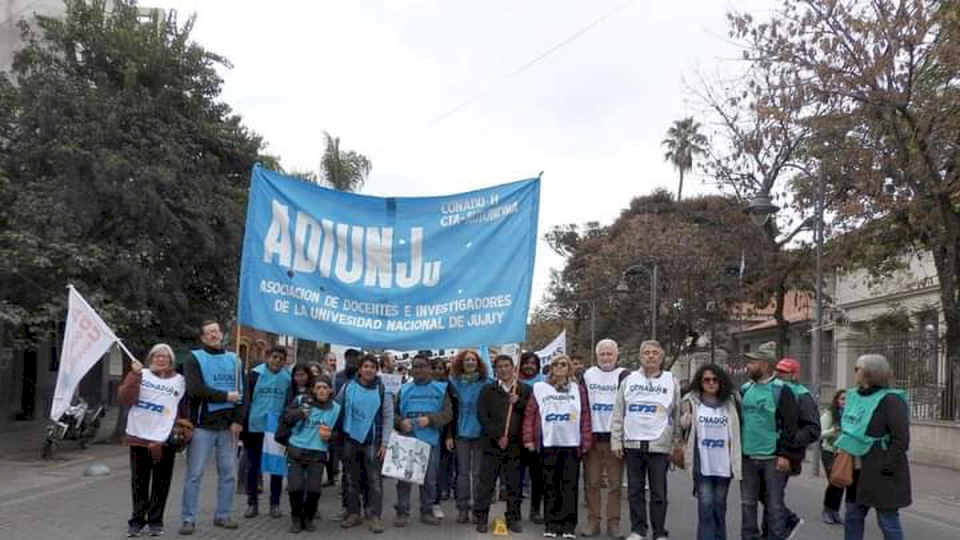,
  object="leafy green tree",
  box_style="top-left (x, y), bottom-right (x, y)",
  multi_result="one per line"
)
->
top-left (0, 0), bottom-right (269, 354)
top-left (728, 0), bottom-right (960, 414)
top-left (662, 117), bottom-right (707, 201)
top-left (320, 131), bottom-right (371, 192)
